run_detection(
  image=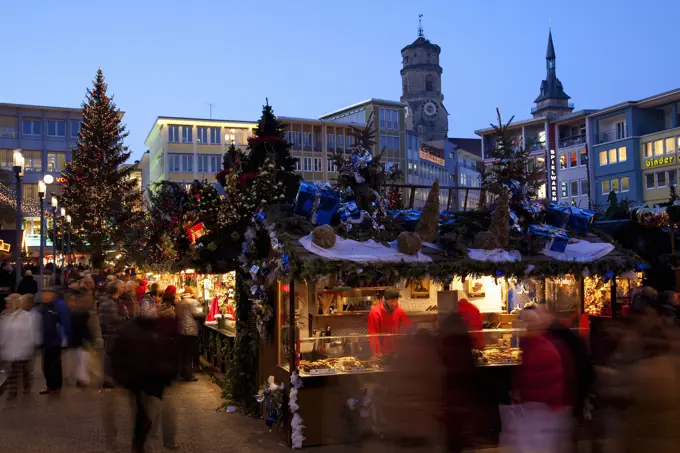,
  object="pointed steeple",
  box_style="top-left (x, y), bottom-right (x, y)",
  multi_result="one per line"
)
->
top-left (546, 29), bottom-right (556, 60)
